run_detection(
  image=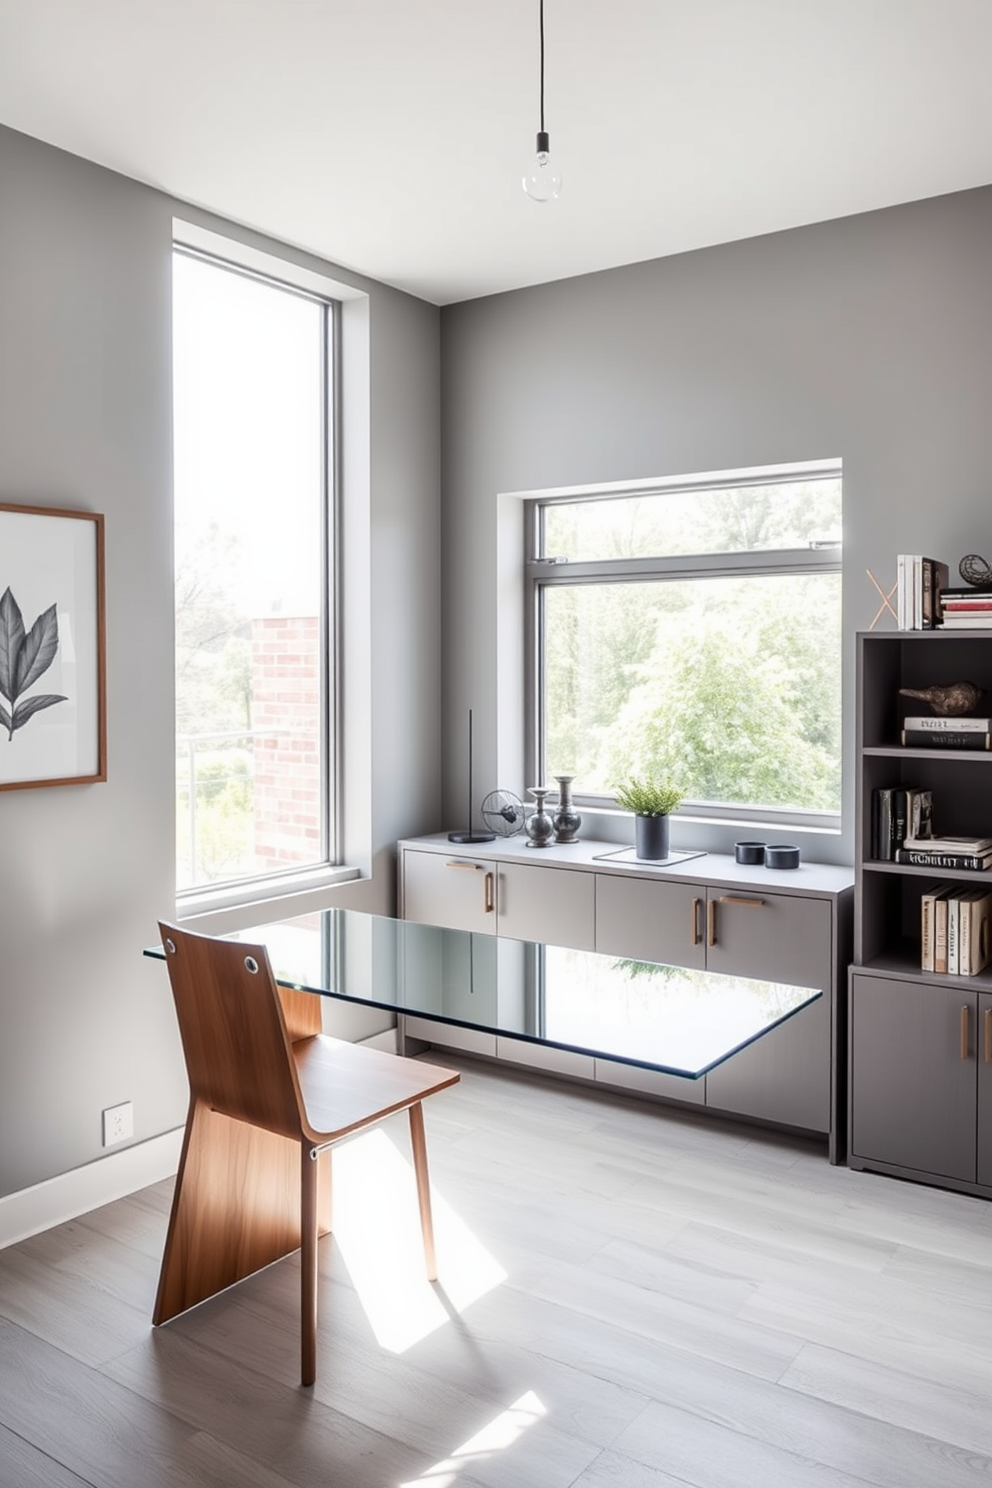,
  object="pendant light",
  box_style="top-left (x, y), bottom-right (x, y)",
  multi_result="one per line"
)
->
top-left (522, 0), bottom-right (562, 202)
